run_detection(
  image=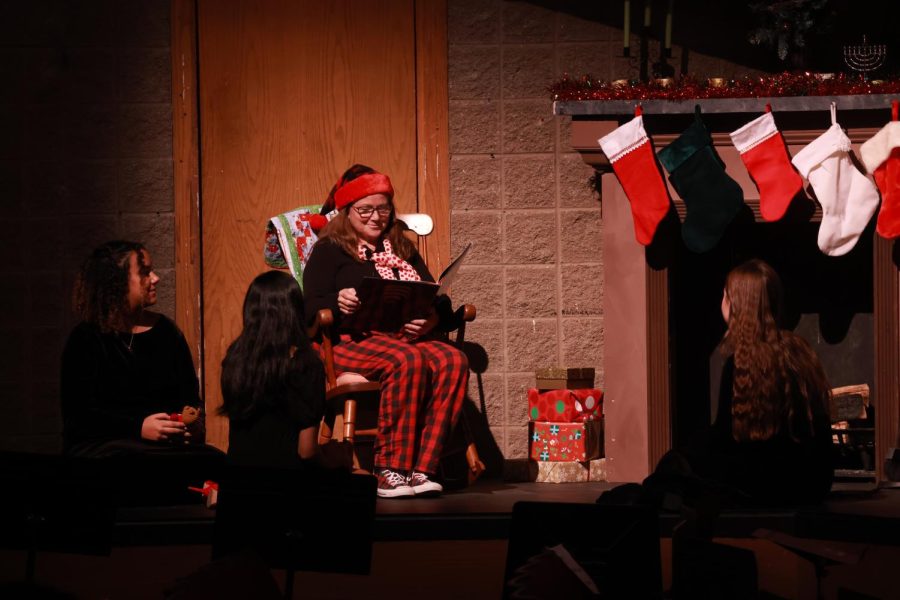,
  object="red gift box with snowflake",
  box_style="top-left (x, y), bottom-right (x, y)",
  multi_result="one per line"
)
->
top-left (529, 421), bottom-right (603, 462)
top-left (527, 388), bottom-right (603, 423)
